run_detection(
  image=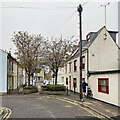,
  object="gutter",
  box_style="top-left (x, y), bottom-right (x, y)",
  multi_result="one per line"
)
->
top-left (88, 70), bottom-right (120, 76)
